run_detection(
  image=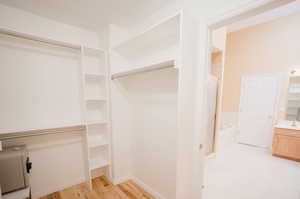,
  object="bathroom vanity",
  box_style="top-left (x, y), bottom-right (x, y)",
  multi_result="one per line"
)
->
top-left (273, 124), bottom-right (300, 162)
top-left (272, 69), bottom-right (300, 162)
